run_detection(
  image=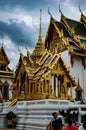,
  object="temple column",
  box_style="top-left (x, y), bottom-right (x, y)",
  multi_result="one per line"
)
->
top-left (54, 75), bottom-right (56, 94)
top-left (41, 81), bottom-right (44, 93)
top-left (27, 78), bottom-right (29, 93)
top-left (34, 82), bottom-right (36, 93)
top-left (58, 77), bottom-right (60, 97)
top-left (56, 75), bottom-right (58, 97)
top-left (48, 78), bottom-right (50, 94)
top-left (45, 80), bottom-right (47, 93)
top-left (70, 84), bottom-right (72, 100)
top-left (38, 83), bottom-right (40, 93)
top-left (25, 75), bottom-right (27, 98)
top-left (44, 80), bottom-right (46, 93)
top-left (51, 74), bottom-right (54, 93)
top-left (29, 80), bottom-right (31, 94)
